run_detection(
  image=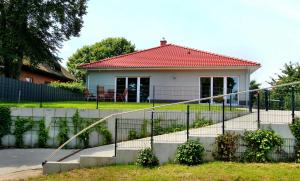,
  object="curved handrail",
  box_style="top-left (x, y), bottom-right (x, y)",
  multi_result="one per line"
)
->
top-left (43, 81), bottom-right (300, 164)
